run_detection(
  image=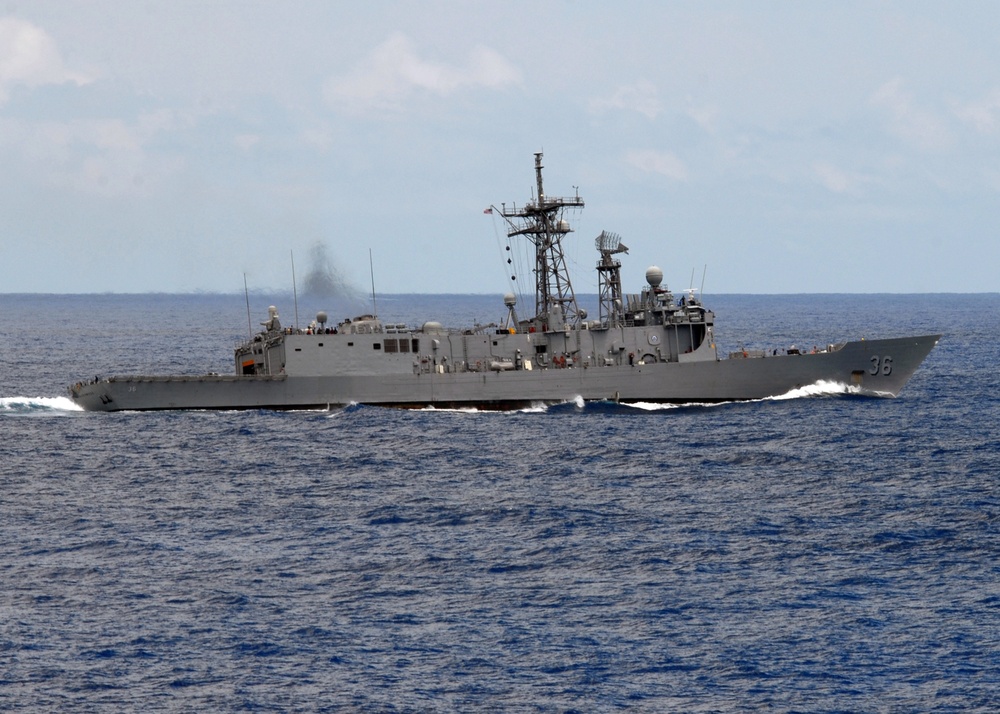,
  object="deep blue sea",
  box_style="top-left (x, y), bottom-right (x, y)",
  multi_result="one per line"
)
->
top-left (2, 292), bottom-right (999, 712)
